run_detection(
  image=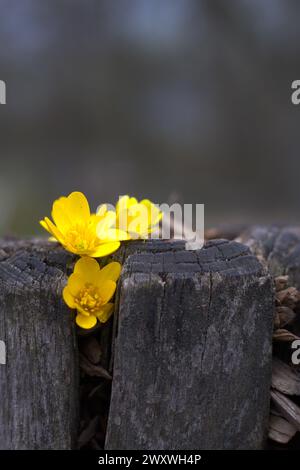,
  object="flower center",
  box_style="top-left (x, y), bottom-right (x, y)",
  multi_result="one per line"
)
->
top-left (66, 224), bottom-right (98, 253)
top-left (75, 285), bottom-right (103, 314)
